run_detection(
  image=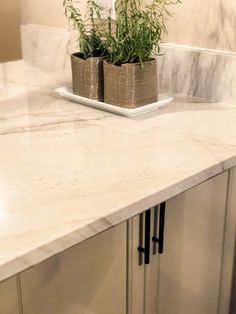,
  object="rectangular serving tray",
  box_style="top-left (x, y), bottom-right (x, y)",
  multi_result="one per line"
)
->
top-left (55, 87), bottom-right (173, 117)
